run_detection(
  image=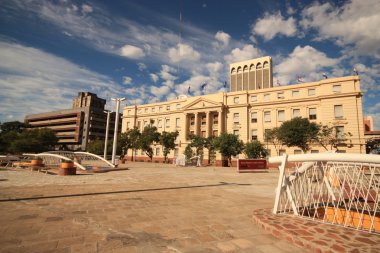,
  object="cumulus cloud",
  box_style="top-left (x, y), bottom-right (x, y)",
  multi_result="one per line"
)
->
top-left (252, 12), bottom-right (297, 41)
top-left (122, 76), bottom-right (132, 85)
top-left (206, 62), bottom-right (223, 76)
top-left (150, 85), bottom-right (171, 99)
top-left (81, 4), bottom-right (93, 14)
top-left (137, 62), bottom-right (147, 71)
top-left (275, 45), bottom-right (339, 84)
top-left (150, 73), bottom-right (159, 83)
top-left (0, 41), bottom-right (122, 121)
top-left (159, 65), bottom-right (177, 87)
top-left (301, 0), bottom-right (380, 58)
top-left (168, 43), bottom-right (201, 63)
top-left (214, 31), bottom-right (231, 48)
top-left (120, 44), bottom-right (145, 59)
top-left (224, 44), bottom-right (261, 63)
